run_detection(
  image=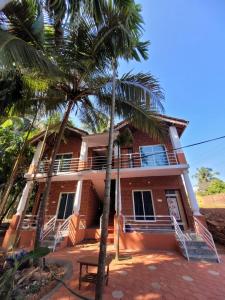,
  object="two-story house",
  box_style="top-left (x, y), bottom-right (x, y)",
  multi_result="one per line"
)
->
top-left (3, 114), bottom-right (219, 262)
